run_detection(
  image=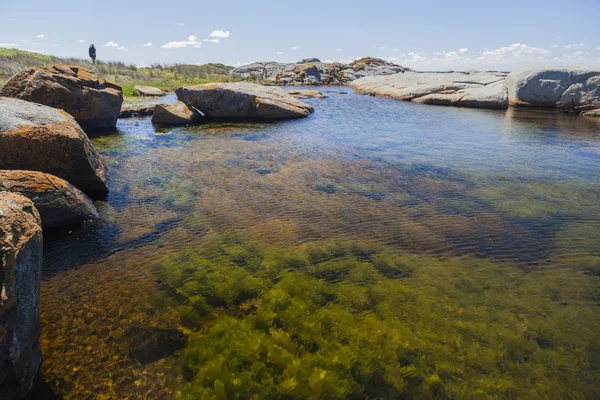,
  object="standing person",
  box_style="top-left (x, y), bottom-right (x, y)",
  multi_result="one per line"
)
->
top-left (89, 44), bottom-right (96, 64)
